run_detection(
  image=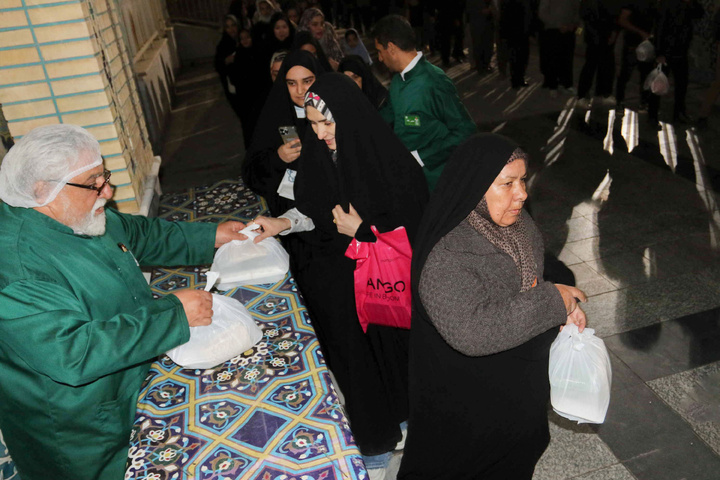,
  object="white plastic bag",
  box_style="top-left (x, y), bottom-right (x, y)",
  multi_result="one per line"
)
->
top-left (166, 293), bottom-right (263, 369)
top-left (209, 224), bottom-right (290, 290)
top-left (636, 39), bottom-right (655, 62)
top-left (644, 64), bottom-right (670, 96)
top-left (549, 324), bottom-right (612, 424)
